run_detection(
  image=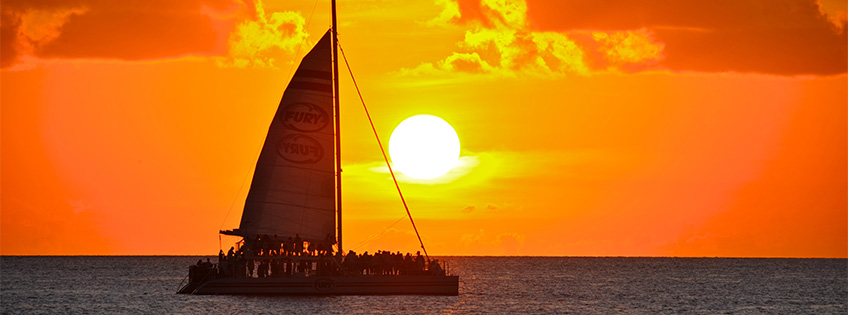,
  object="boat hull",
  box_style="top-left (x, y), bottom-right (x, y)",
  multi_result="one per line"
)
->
top-left (182, 275), bottom-right (459, 295)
